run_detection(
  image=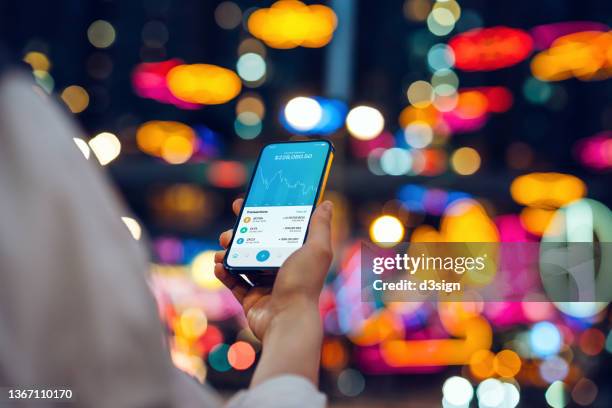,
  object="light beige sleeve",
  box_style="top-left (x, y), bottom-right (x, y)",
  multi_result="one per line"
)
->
top-left (0, 71), bottom-right (222, 407)
top-left (227, 375), bottom-right (327, 408)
